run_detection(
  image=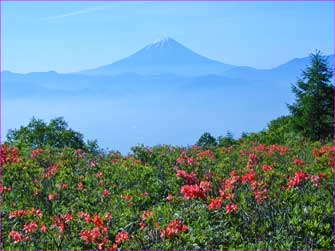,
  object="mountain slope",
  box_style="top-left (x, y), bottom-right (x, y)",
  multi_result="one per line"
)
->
top-left (80, 37), bottom-right (235, 76)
